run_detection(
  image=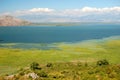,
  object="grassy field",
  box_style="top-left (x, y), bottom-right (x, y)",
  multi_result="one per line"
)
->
top-left (0, 37), bottom-right (120, 79)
